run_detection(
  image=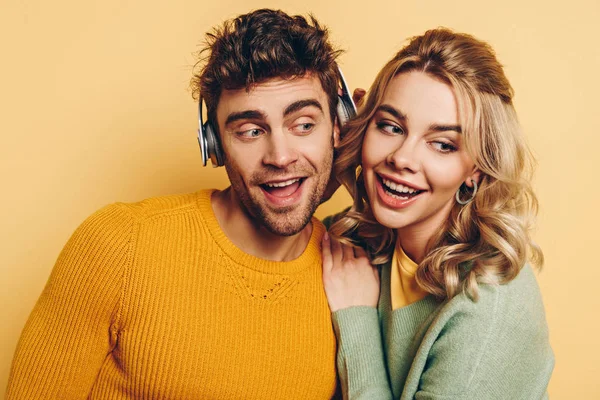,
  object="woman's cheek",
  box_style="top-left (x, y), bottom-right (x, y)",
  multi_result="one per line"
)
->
top-left (426, 159), bottom-right (469, 193)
